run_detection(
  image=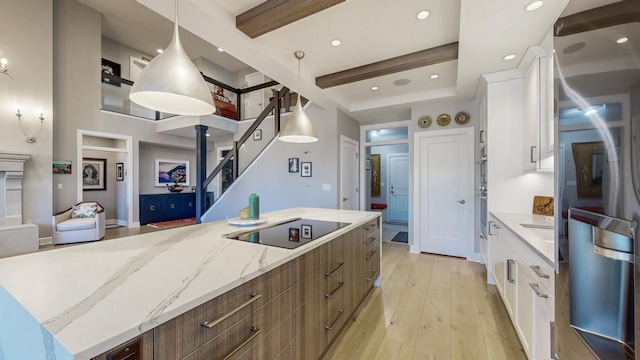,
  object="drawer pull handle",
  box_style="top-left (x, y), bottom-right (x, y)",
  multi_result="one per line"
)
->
top-left (149, 205), bottom-right (155, 211)
top-left (366, 269), bottom-right (378, 281)
top-left (530, 265), bottom-right (550, 279)
top-left (529, 283), bottom-right (548, 298)
top-left (170, 203), bottom-right (176, 209)
top-left (366, 224), bottom-right (376, 231)
top-left (325, 310), bottom-right (344, 331)
top-left (325, 262), bottom-right (345, 277)
top-left (366, 236), bottom-right (377, 245)
top-left (325, 281), bottom-right (345, 298)
top-left (222, 326), bottom-right (262, 360)
top-left (366, 250), bottom-right (377, 260)
top-left (506, 259), bottom-right (515, 284)
top-left (201, 293), bottom-right (262, 329)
